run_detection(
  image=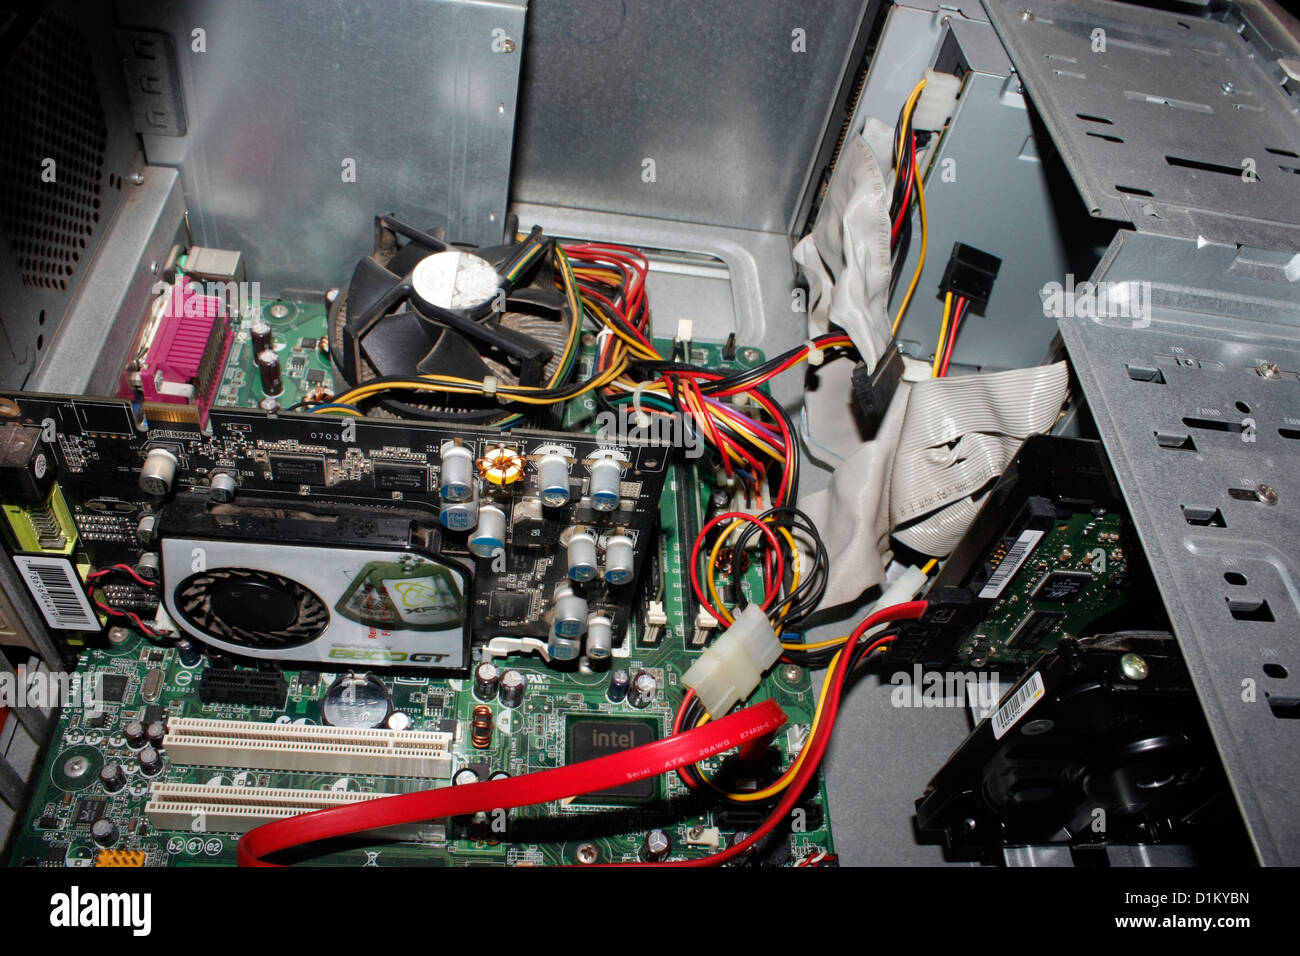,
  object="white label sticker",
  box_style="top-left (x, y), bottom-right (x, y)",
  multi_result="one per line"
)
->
top-left (991, 672), bottom-right (1046, 740)
top-left (978, 529), bottom-right (1045, 599)
top-left (12, 555), bottom-right (98, 630)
